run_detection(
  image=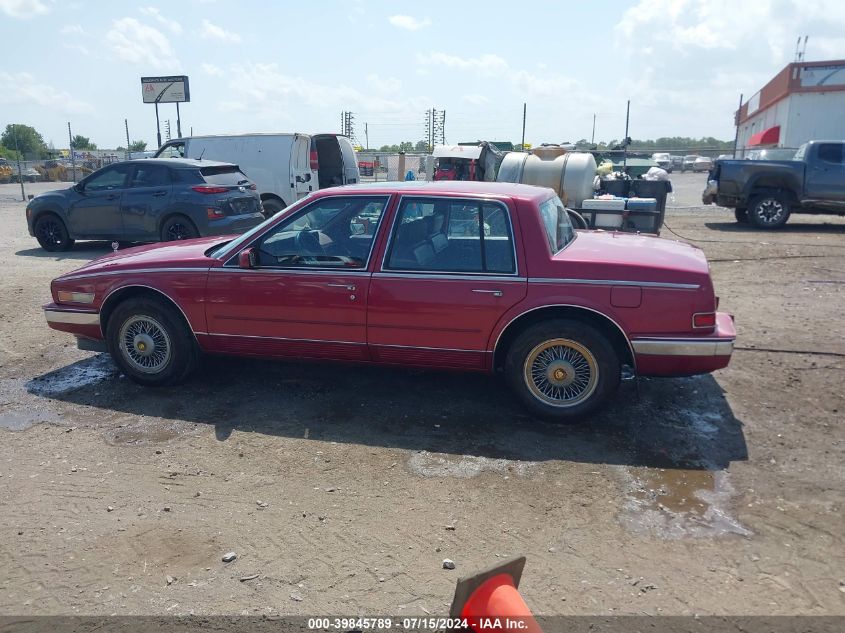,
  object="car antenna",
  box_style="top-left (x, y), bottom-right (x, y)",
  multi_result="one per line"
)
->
top-left (198, 148), bottom-right (205, 160)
